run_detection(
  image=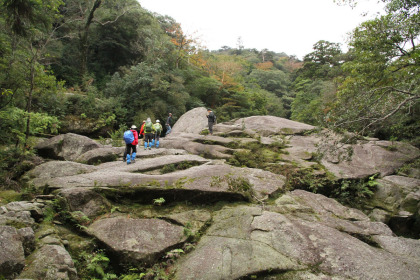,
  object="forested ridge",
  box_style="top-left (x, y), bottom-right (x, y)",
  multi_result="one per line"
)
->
top-left (1, 0), bottom-right (419, 173)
